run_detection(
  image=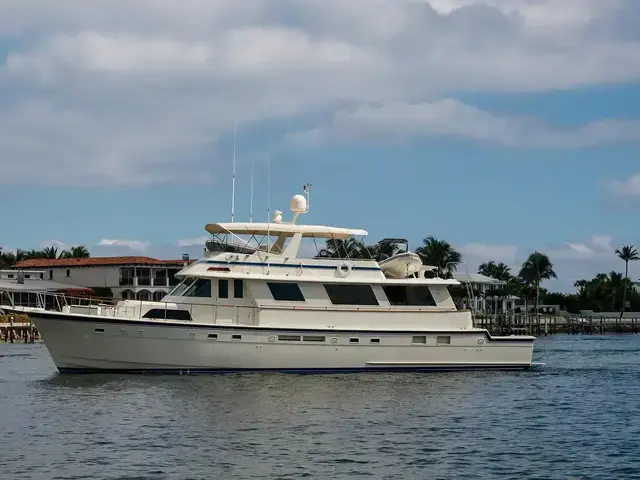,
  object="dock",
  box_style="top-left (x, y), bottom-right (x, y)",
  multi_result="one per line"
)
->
top-left (474, 314), bottom-right (640, 336)
top-left (0, 313), bottom-right (41, 343)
